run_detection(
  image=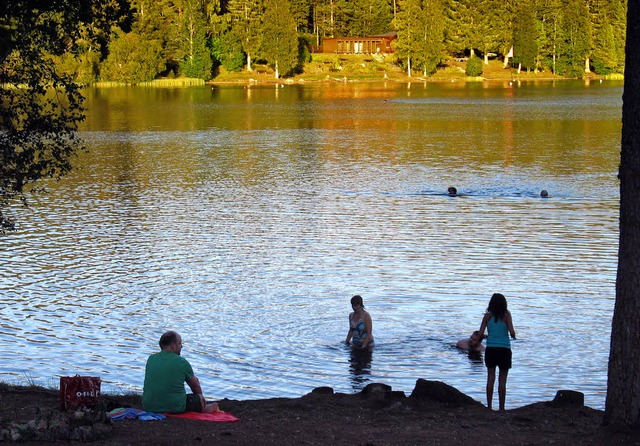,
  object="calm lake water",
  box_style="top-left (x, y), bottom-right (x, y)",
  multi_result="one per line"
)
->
top-left (1, 80), bottom-right (621, 410)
